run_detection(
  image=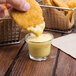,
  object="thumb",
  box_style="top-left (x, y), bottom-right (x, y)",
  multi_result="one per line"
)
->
top-left (14, 1), bottom-right (30, 11)
top-left (7, 0), bottom-right (30, 11)
top-left (23, 1), bottom-right (30, 11)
